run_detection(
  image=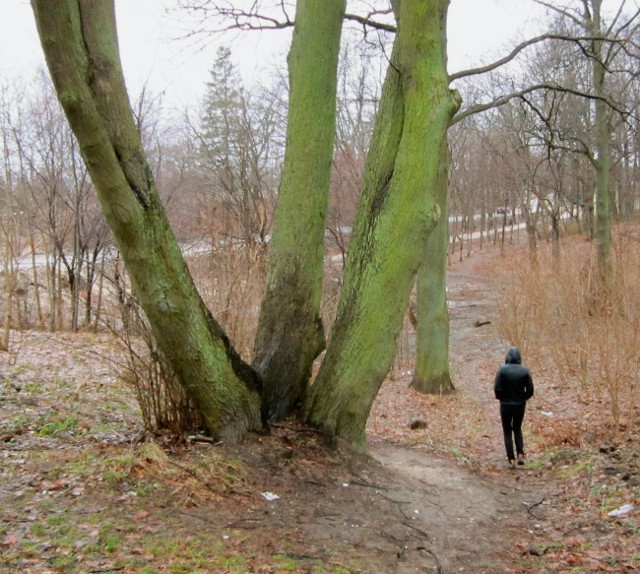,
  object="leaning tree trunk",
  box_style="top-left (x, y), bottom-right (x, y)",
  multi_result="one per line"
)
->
top-left (31, 0), bottom-right (263, 441)
top-left (303, 0), bottom-right (460, 449)
top-left (252, 0), bottom-right (346, 421)
top-left (411, 140), bottom-right (455, 395)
